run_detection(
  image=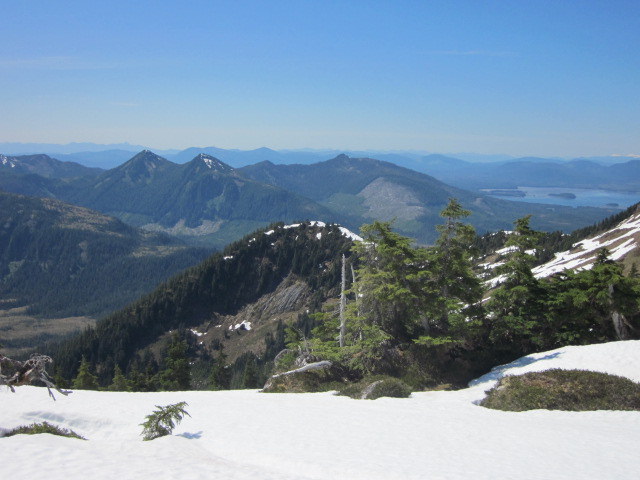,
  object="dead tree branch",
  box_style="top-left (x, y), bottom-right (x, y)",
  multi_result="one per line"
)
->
top-left (0, 353), bottom-right (71, 400)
